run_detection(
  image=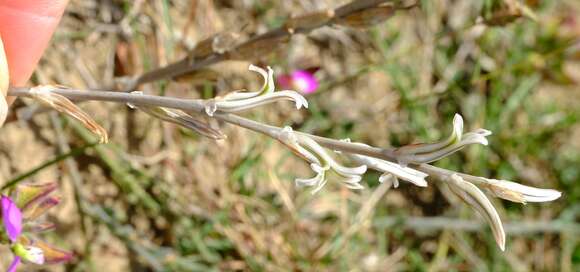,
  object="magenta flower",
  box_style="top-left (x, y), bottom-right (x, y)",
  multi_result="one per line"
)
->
top-left (1, 183), bottom-right (73, 271)
top-left (2, 196), bottom-right (24, 272)
top-left (1, 196), bottom-right (22, 242)
top-left (277, 70), bottom-right (319, 94)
